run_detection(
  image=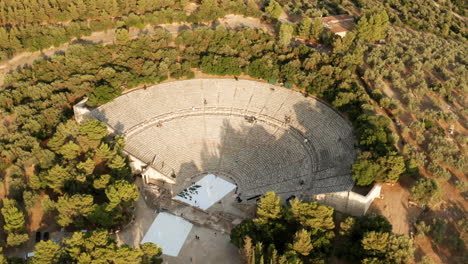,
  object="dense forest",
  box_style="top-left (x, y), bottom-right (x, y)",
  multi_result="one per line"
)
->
top-left (0, 0), bottom-right (263, 61)
top-left (0, 0), bottom-right (466, 263)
